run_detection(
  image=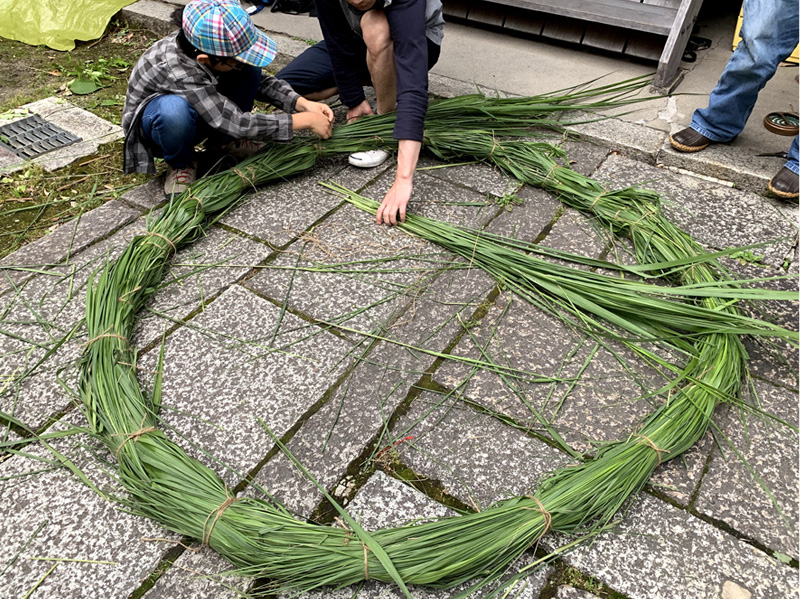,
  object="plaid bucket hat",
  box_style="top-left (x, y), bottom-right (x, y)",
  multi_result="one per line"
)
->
top-left (183, 0), bottom-right (278, 67)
